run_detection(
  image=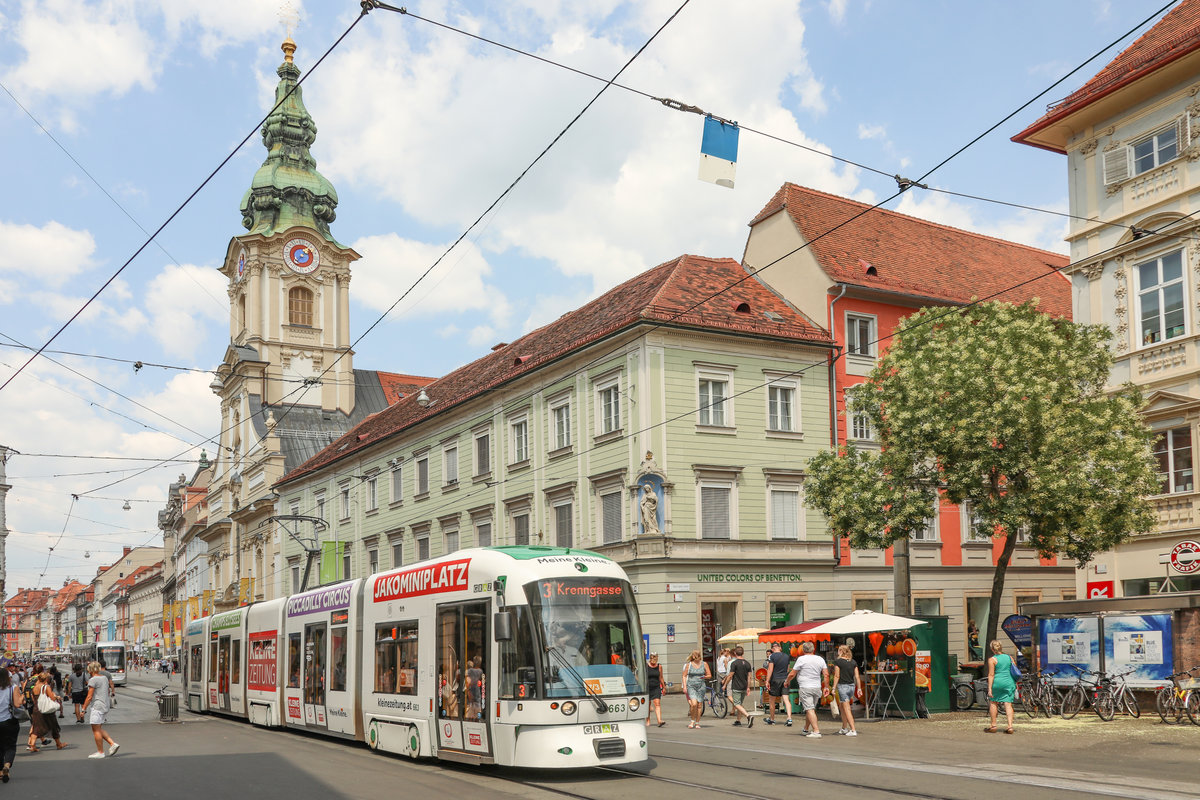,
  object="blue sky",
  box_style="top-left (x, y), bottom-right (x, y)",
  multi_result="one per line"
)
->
top-left (0, 0), bottom-right (1169, 589)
